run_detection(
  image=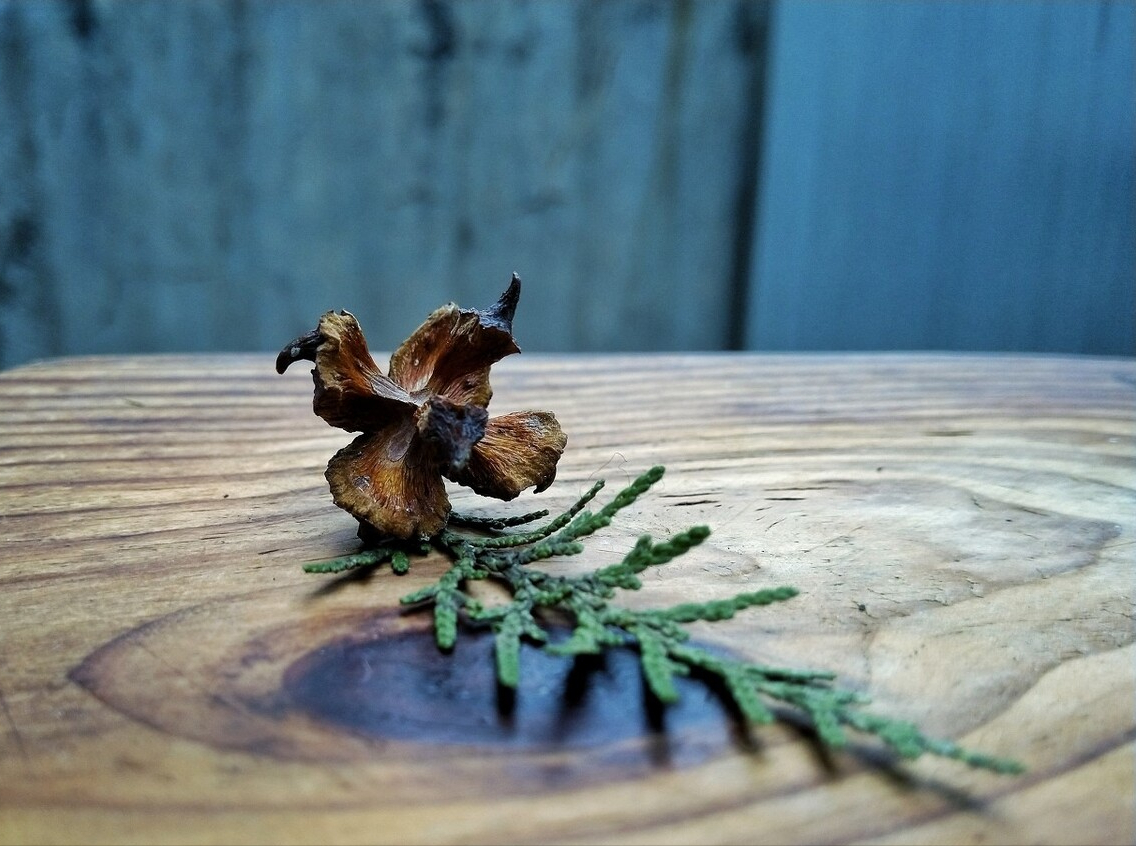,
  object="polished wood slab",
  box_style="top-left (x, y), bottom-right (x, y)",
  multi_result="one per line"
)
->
top-left (0, 352), bottom-right (1132, 845)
